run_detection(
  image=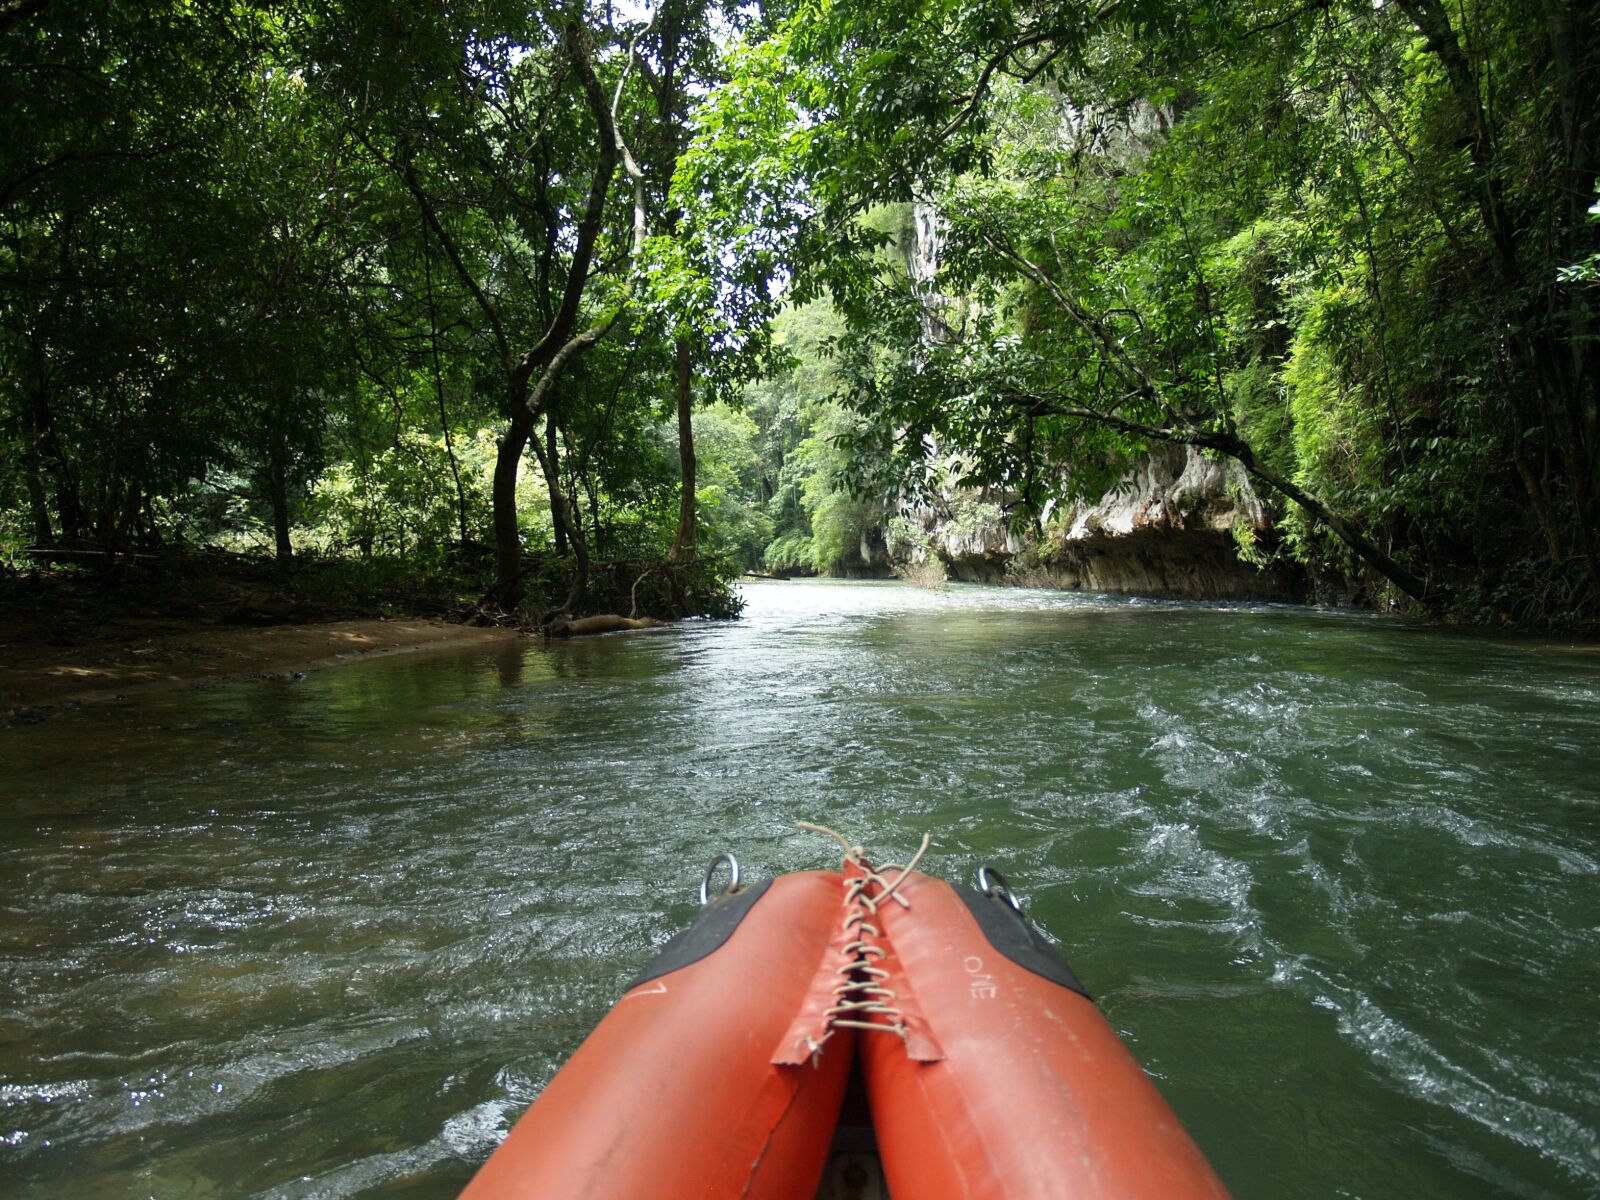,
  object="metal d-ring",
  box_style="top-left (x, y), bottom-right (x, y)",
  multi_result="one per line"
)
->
top-left (699, 853), bottom-right (741, 906)
top-left (976, 865), bottom-right (1023, 913)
